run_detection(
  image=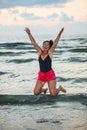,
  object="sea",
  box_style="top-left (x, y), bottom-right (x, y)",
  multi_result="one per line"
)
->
top-left (0, 34), bottom-right (87, 130)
